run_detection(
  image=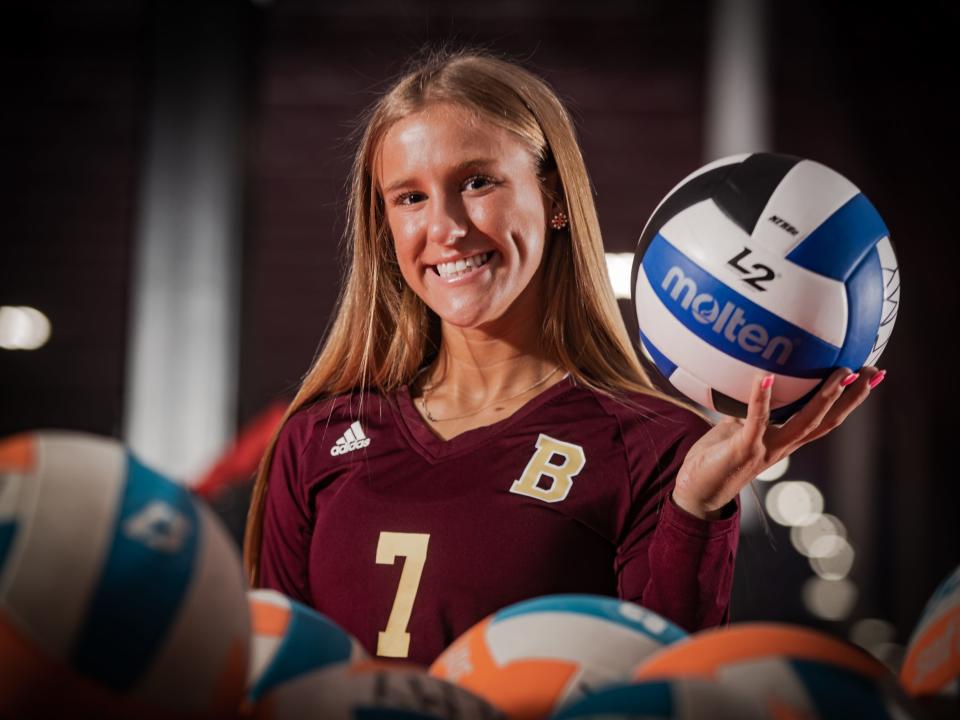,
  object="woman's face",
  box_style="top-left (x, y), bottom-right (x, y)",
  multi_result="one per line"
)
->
top-left (378, 103), bottom-right (552, 330)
